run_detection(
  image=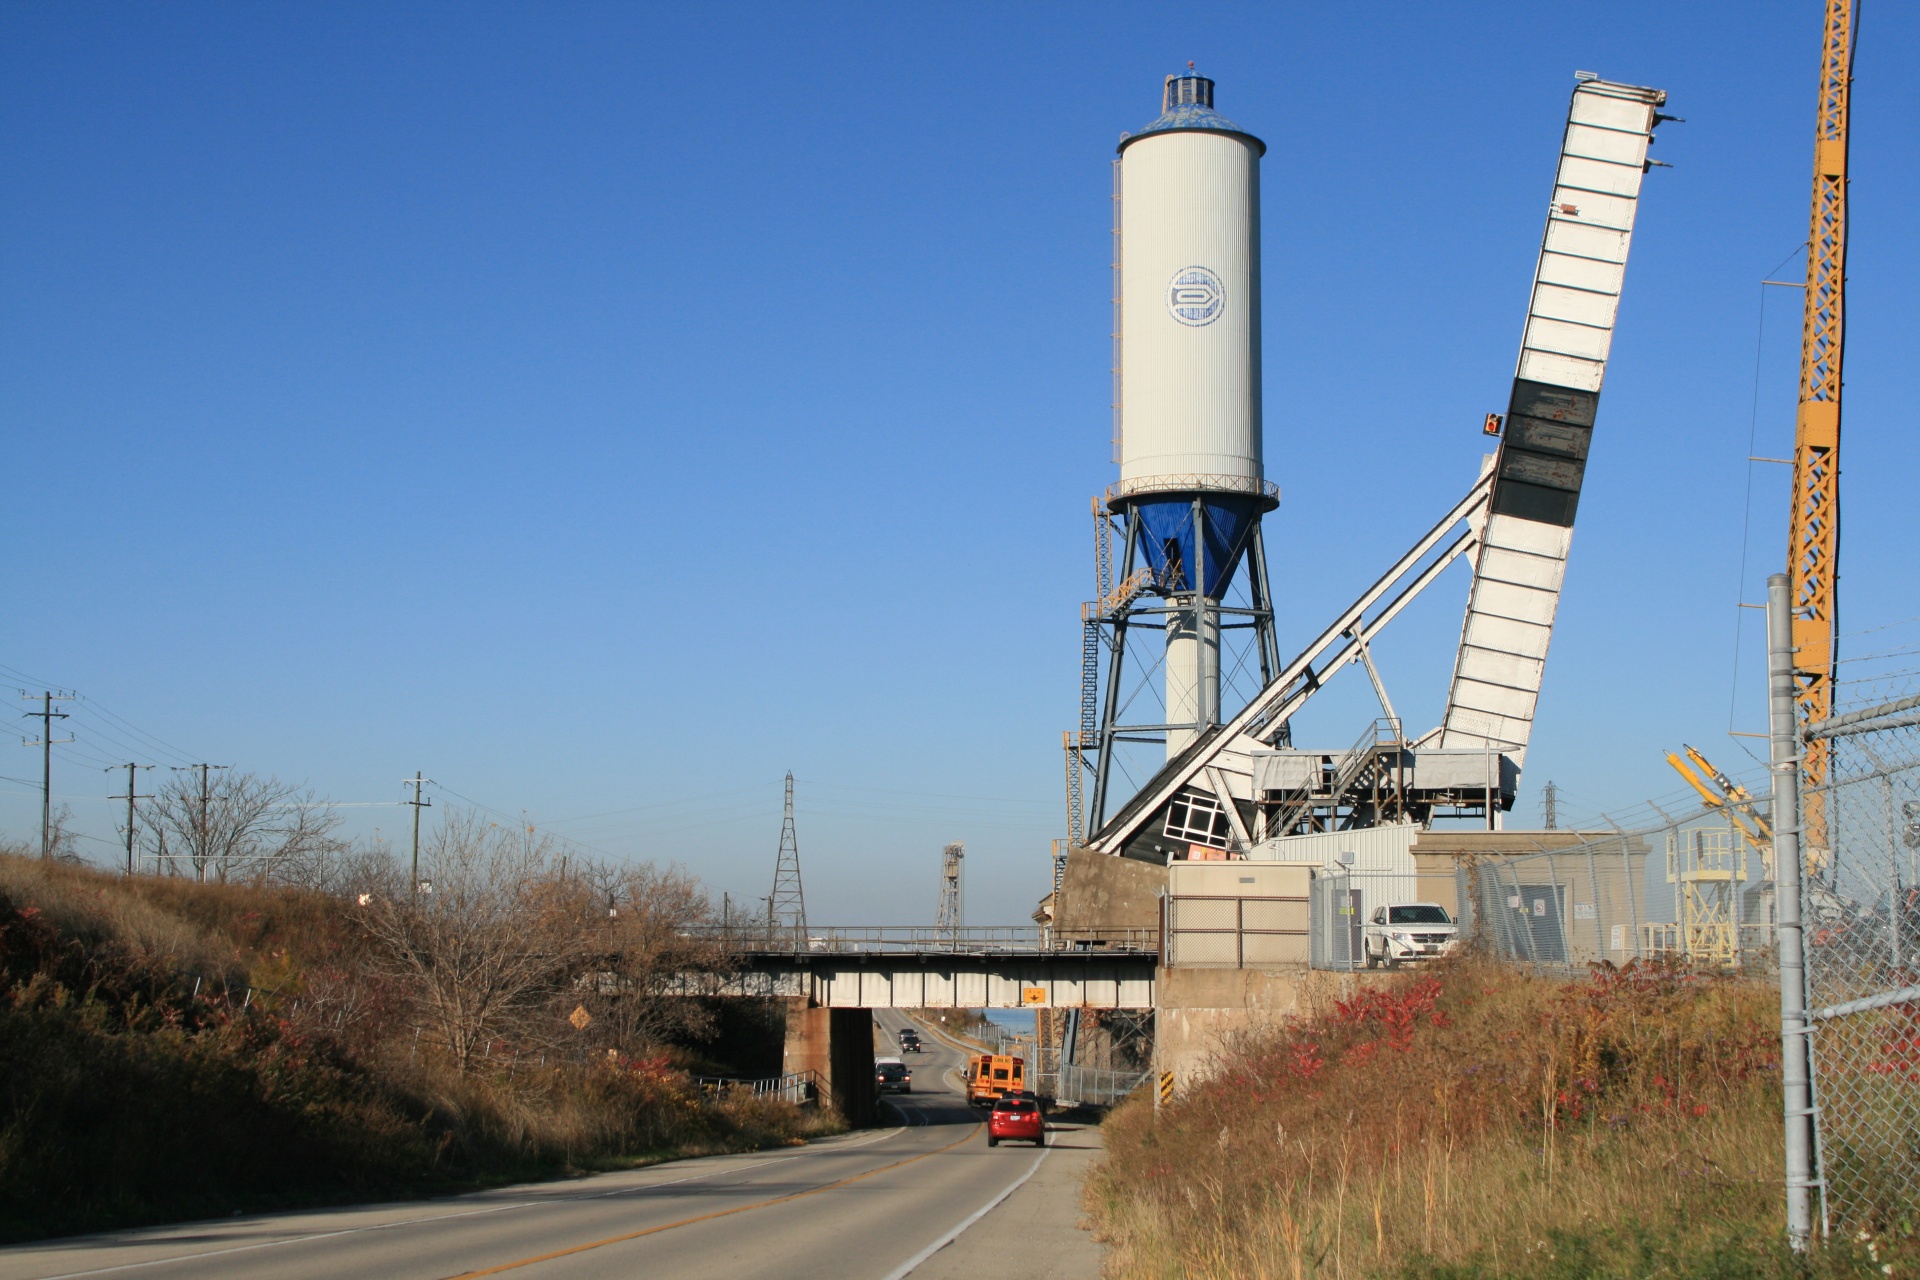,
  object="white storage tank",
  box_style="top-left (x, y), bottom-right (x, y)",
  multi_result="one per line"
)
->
top-left (1111, 70), bottom-right (1277, 757)
top-left (1115, 71), bottom-right (1267, 503)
